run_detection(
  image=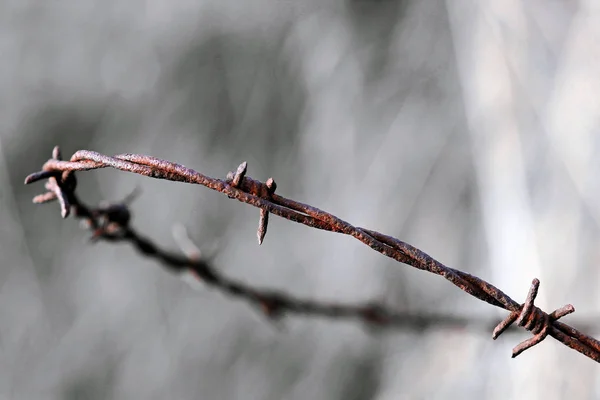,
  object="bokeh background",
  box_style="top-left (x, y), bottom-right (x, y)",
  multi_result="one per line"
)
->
top-left (2, 1), bottom-right (600, 399)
